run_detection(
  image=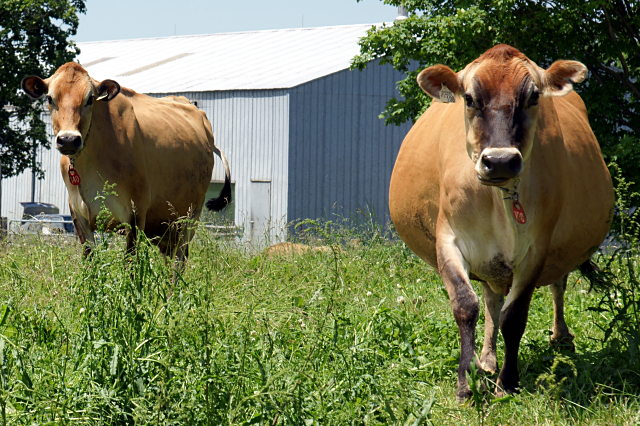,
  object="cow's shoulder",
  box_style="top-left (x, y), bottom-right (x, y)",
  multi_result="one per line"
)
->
top-left (551, 91), bottom-right (588, 117)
